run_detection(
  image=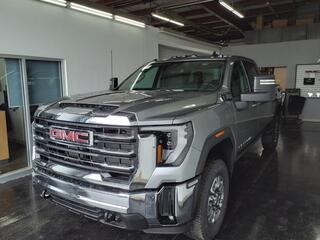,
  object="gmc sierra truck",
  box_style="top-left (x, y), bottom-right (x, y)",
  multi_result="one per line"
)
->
top-left (32, 54), bottom-right (280, 240)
